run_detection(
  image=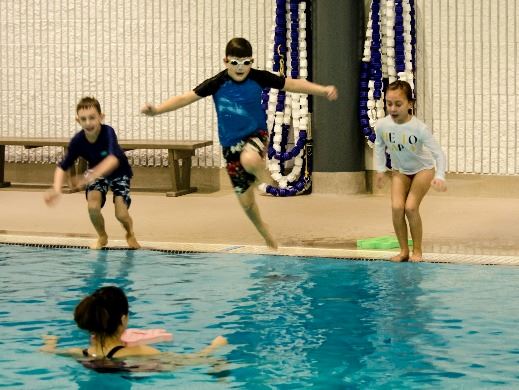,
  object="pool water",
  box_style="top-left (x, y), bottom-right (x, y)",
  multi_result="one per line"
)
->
top-left (1, 244), bottom-right (518, 389)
